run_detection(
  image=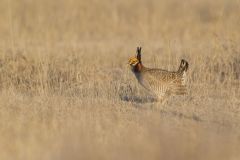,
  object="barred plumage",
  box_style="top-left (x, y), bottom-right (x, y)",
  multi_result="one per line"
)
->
top-left (128, 47), bottom-right (189, 103)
